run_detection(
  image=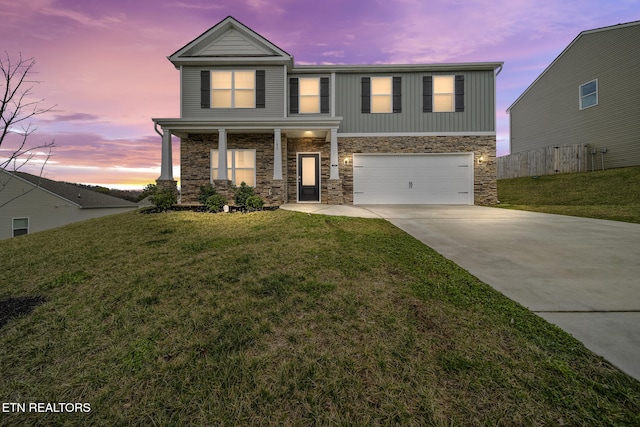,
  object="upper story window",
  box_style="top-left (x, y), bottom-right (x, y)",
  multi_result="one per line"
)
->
top-left (433, 76), bottom-right (455, 112)
top-left (299, 78), bottom-right (321, 114)
top-left (361, 76), bottom-right (402, 114)
top-left (289, 77), bottom-right (329, 114)
top-left (211, 71), bottom-right (255, 108)
top-left (201, 70), bottom-right (265, 109)
top-left (423, 75), bottom-right (464, 113)
top-left (371, 77), bottom-right (393, 113)
top-left (580, 79), bottom-right (598, 110)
